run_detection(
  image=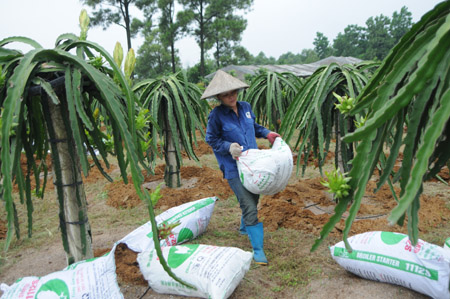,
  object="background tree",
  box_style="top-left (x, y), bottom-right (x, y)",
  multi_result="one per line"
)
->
top-left (389, 6), bottom-right (413, 44)
top-left (178, 0), bottom-right (253, 77)
top-left (313, 32), bottom-right (332, 59)
top-left (158, 0), bottom-right (189, 73)
top-left (210, 13), bottom-right (247, 68)
top-left (252, 51), bottom-right (277, 65)
top-left (333, 25), bottom-right (366, 58)
top-left (134, 28), bottom-right (173, 79)
top-left (298, 49), bottom-right (320, 63)
top-left (186, 58), bottom-right (215, 83)
top-left (132, 0), bottom-right (174, 79)
top-left (332, 7), bottom-right (412, 60)
top-left (277, 49), bottom-right (320, 64)
top-left (221, 45), bottom-right (254, 65)
top-left (80, 0), bottom-right (156, 50)
top-left (277, 52), bottom-right (303, 65)
top-left (364, 14), bottom-right (392, 60)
